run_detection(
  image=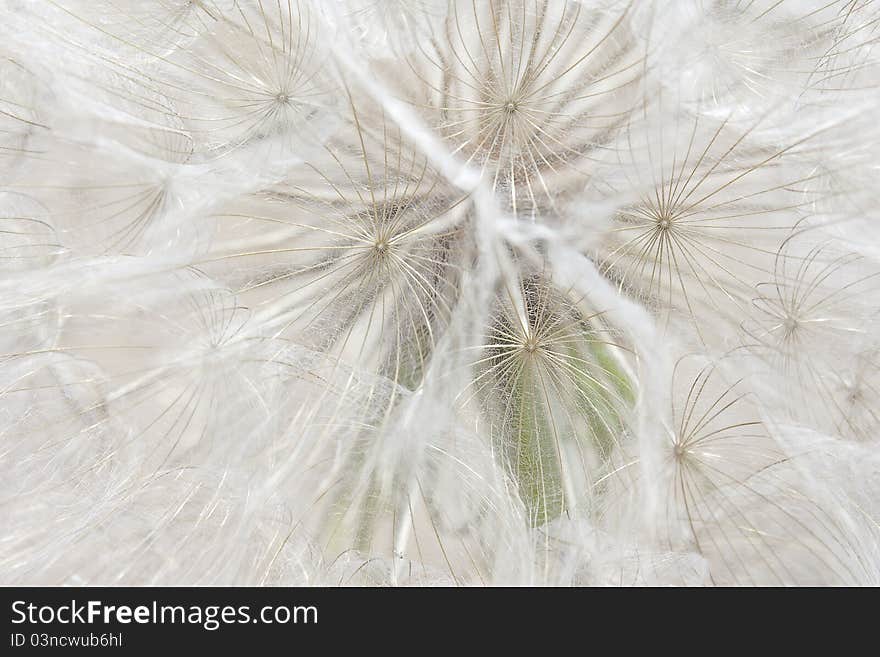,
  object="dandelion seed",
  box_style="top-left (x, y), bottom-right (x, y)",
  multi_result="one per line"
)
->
top-left (203, 89), bottom-right (472, 389)
top-left (743, 236), bottom-right (880, 439)
top-left (394, 0), bottom-right (643, 218)
top-left (592, 97), bottom-right (824, 341)
top-left (465, 266), bottom-right (635, 527)
top-left (653, 357), bottom-right (870, 585)
top-left (36, 0), bottom-right (337, 164)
